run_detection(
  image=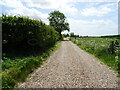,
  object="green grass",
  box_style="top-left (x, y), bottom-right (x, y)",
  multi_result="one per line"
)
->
top-left (70, 37), bottom-right (120, 75)
top-left (1, 41), bottom-right (61, 89)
